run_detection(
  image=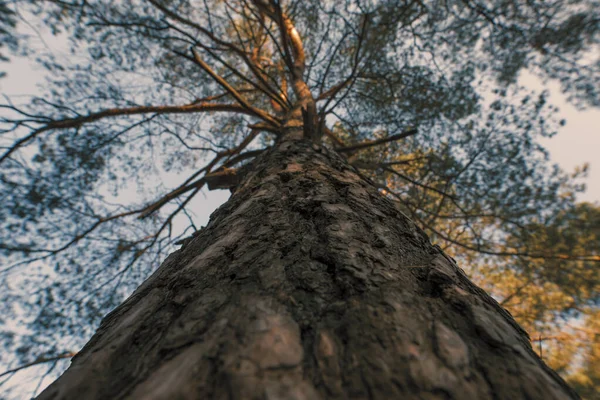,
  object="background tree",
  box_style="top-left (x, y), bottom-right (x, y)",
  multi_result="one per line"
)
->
top-left (0, 0), bottom-right (598, 398)
top-left (0, 0), bottom-right (19, 78)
